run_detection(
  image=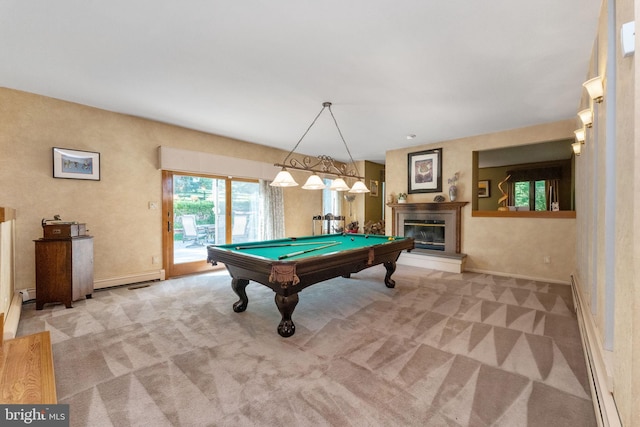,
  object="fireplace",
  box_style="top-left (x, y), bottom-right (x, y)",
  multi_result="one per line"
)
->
top-left (389, 202), bottom-right (467, 254)
top-left (404, 219), bottom-right (446, 251)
